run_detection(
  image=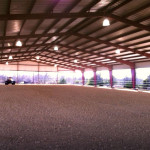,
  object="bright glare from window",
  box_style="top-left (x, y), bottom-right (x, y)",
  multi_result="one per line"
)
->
top-left (75, 70), bottom-right (82, 78)
top-left (84, 71), bottom-right (94, 79)
top-left (113, 69), bottom-right (131, 79)
top-left (97, 70), bottom-right (109, 79)
top-left (136, 68), bottom-right (150, 79)
top-left (58, 71), bottom-right (74, 78)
